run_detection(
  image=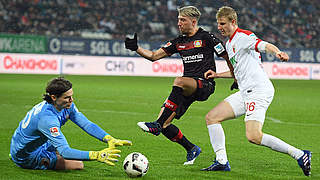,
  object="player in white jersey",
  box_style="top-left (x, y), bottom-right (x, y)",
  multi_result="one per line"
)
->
top-left (201, 6), bottom-right (311, 176)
